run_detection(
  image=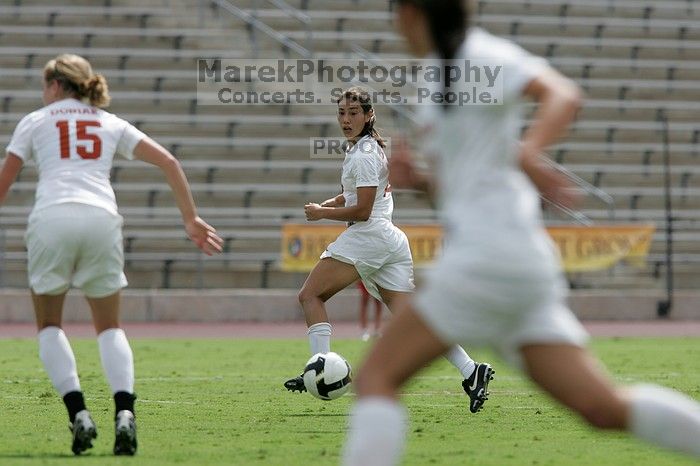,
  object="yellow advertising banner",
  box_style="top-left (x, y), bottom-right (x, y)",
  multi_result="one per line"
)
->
top-left (281, 224), bottom-right (655, 273)
top-left (547, 224), bottom-right (656, 272)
